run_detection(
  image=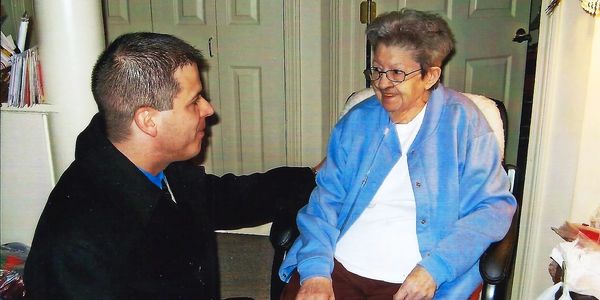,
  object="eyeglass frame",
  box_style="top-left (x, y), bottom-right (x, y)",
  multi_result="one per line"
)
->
top-left (363, 67), bottom-right (423, 84)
